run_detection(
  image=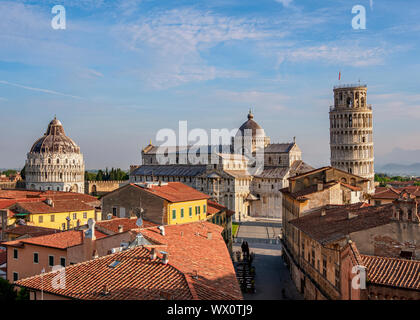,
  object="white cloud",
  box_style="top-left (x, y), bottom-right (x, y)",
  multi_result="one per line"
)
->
top-left (277, 44), bottom-right (388, 67)
top-left (0, 80), bottom-right (83, 99)
top-left (114, 8), bottom-right (268, 88)
top-left (215, 90), bottom-right (290, 112)
top-left (275, 0), bottom-right (293, 7)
